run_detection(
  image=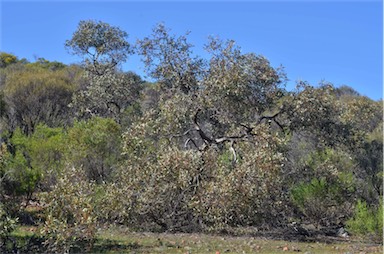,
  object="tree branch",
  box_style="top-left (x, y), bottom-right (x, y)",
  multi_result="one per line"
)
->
top-left (193, 109), bottom-right (214, 144)
top-left (258, 111), bottom-right (285, 131)
top-left (184, 138), bottom-right (199, 150)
